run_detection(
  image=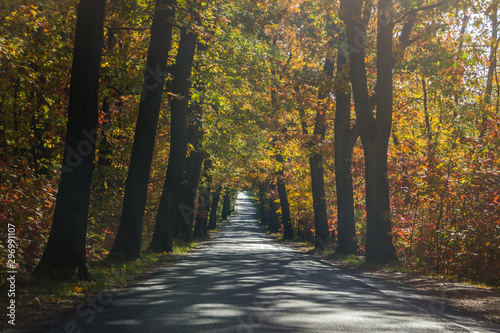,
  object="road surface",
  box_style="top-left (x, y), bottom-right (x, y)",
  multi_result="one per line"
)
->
top-left (14, 192), bottom-right (500, 332)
